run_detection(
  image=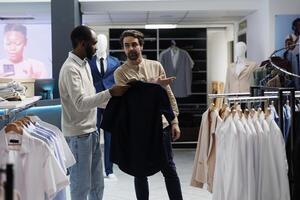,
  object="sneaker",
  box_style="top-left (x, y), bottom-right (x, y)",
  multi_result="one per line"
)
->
top-left (106, 173), bottom-right (117, 180)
